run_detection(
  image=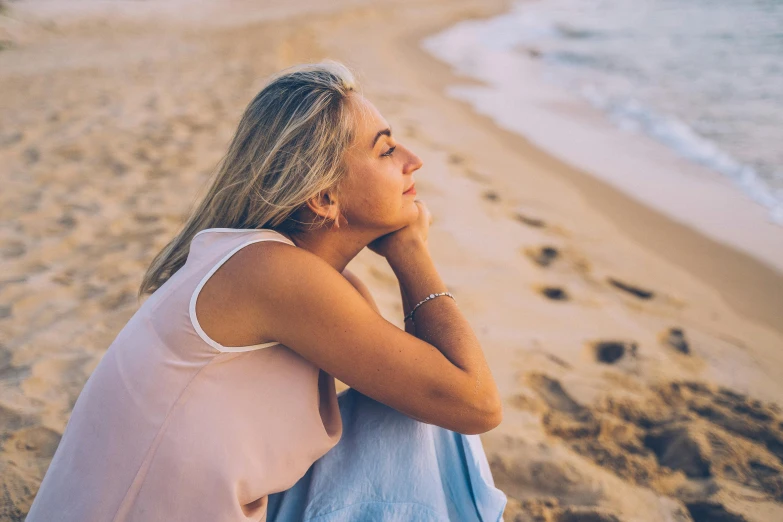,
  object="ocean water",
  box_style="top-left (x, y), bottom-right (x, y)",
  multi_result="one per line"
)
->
top-left (422, 0), bottom-right (783, 226)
